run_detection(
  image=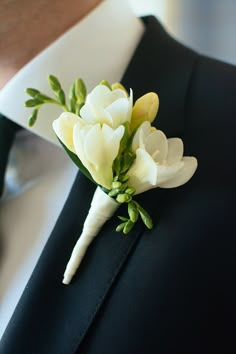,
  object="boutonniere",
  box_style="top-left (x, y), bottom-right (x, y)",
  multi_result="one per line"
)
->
top-left (25, 76), bottom-right (198, 284)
